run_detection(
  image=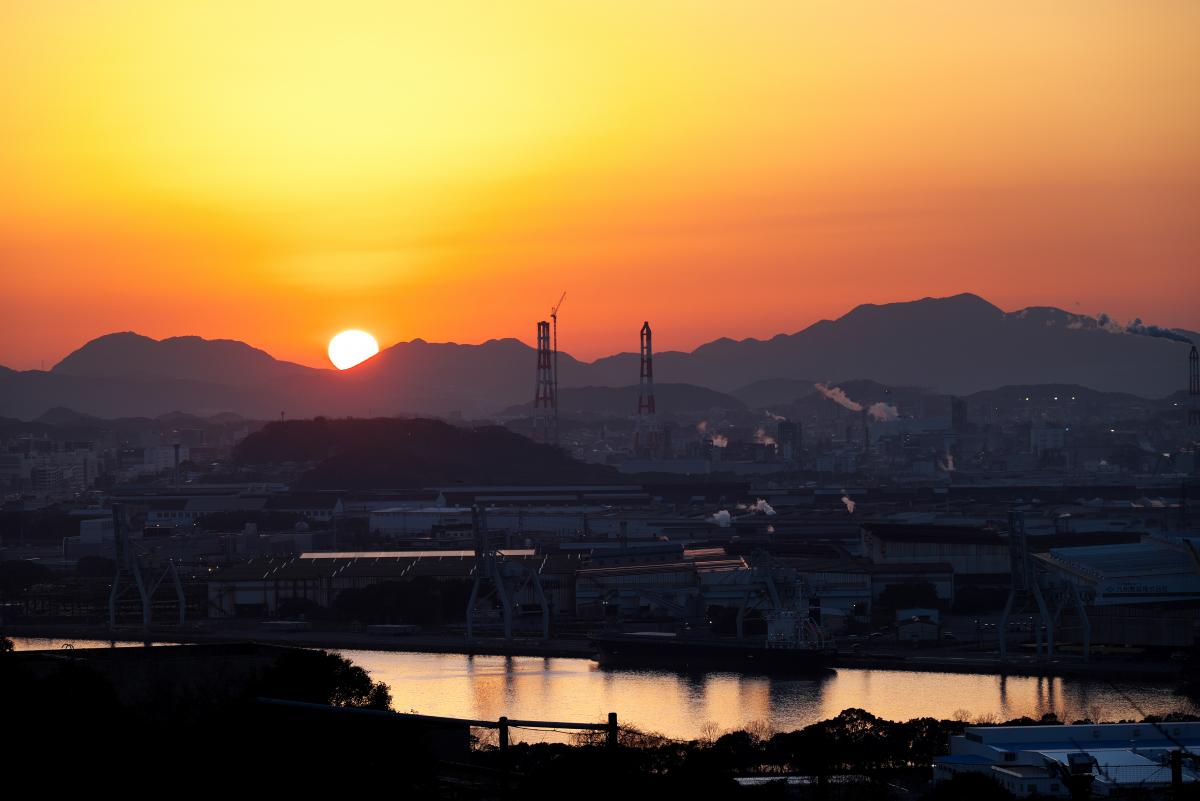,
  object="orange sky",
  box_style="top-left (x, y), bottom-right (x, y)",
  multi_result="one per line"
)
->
top-left (2, 1), bottom-right (1198, 370)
